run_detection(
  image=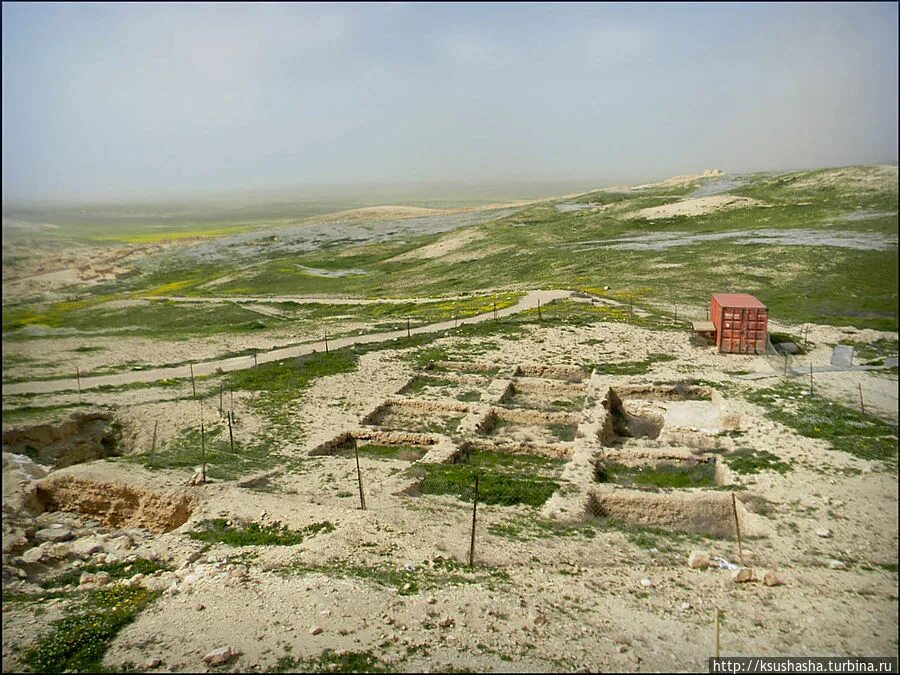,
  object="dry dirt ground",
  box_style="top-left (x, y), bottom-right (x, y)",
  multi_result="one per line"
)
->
top-left (2, 311), bottom-right (898, 673)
